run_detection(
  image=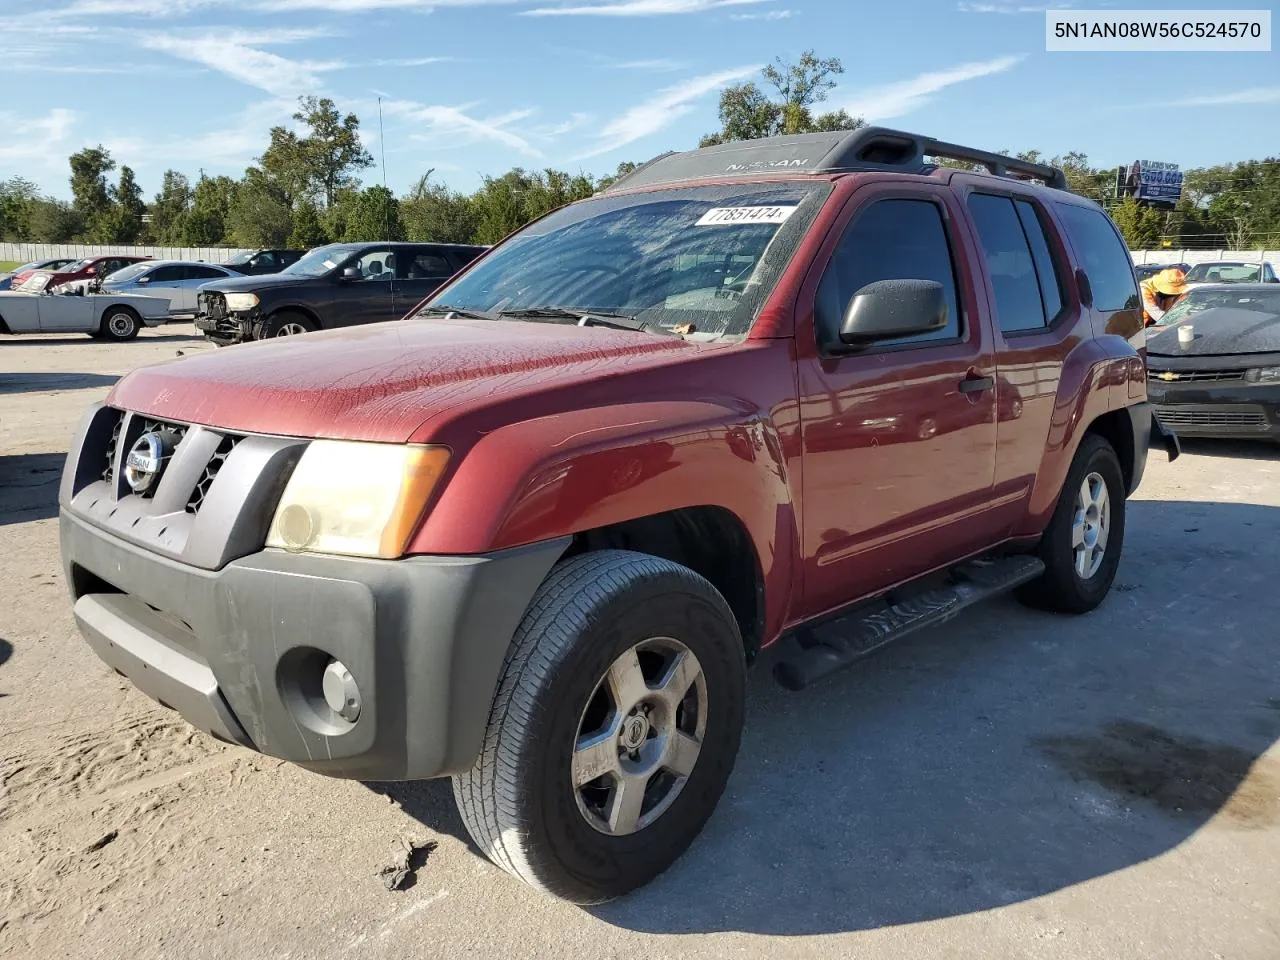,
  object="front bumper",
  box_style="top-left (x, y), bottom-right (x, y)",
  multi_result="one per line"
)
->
top-left (62, 508), bottom-right (568, 780)
top-left (1147, 382), bottom-right (1280, 440)
top-left (194, 311), bottom-right (255, 344)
